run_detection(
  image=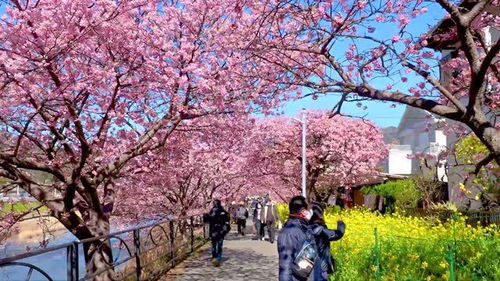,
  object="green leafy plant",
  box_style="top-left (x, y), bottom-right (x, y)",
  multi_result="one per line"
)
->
top-left (362, 179), bottom-right (421, 211)
top-left (455, 135), bottom-right (499, 208)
